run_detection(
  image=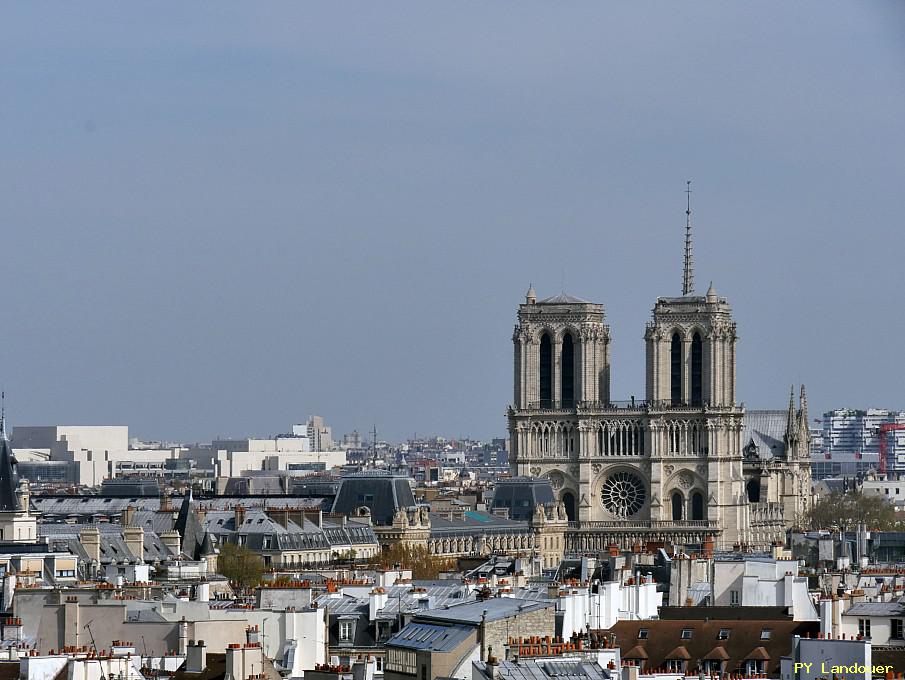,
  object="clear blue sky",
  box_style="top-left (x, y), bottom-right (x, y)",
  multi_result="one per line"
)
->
top-left (2, 3), bottom-right (904, 443)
